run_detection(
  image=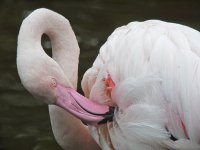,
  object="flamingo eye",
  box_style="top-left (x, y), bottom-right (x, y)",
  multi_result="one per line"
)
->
top-left (50, 78), bottom-right (57, 88)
